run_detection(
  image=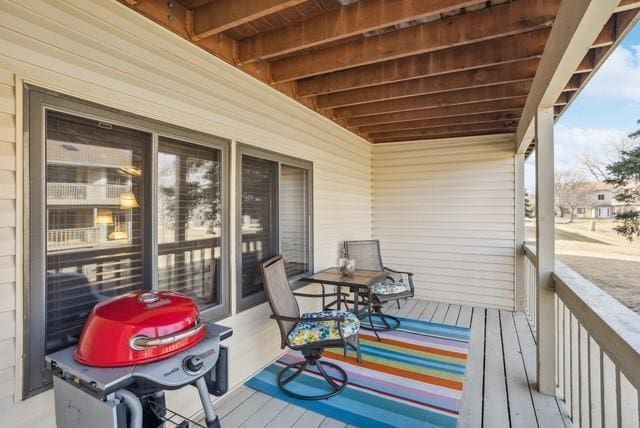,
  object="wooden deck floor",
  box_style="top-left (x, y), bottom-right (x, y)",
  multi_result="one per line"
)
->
top-left (208, 299), bottom-right (571, 427)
